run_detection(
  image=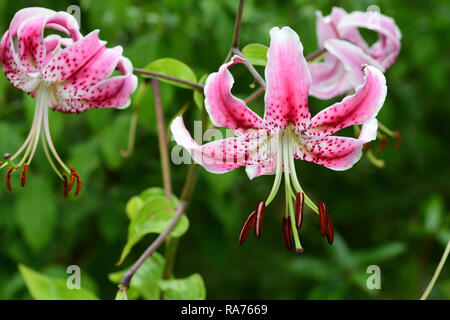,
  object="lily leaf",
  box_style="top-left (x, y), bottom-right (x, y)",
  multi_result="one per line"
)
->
top-left (109, 252), bottom-right (165, 300)
top-left (118, 195), bottom-right (188, 265)
top-left (159, 273), bottom-right (206, 300)
top-left (241, 43), bottom-right (268, 66)
top-left (15, 175), bottom-right (57, 253)
top-left (143, 58), bottom-right (197, 89)
top-left (19, 264), bottom-right (98, 300)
